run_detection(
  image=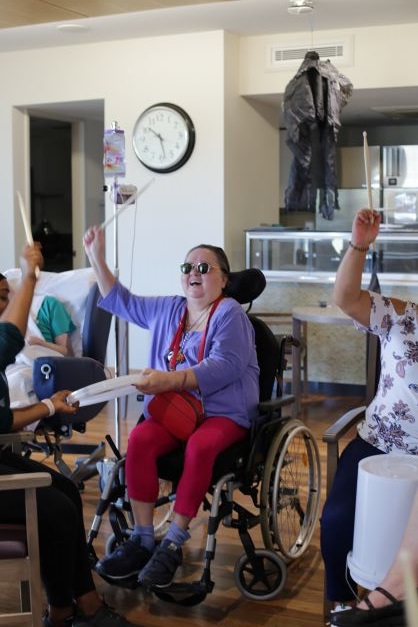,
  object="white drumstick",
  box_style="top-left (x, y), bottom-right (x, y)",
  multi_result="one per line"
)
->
top-left (17, 191), bottom-right (40, 277)
top-left (363, 131), bottom-right (373, 210)
top-left (100, 178), bottom-right (155, 230)
top-left (66, 373), bottom-right (144, 406)
top-left (17, 191), bottom-right (34, 245)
